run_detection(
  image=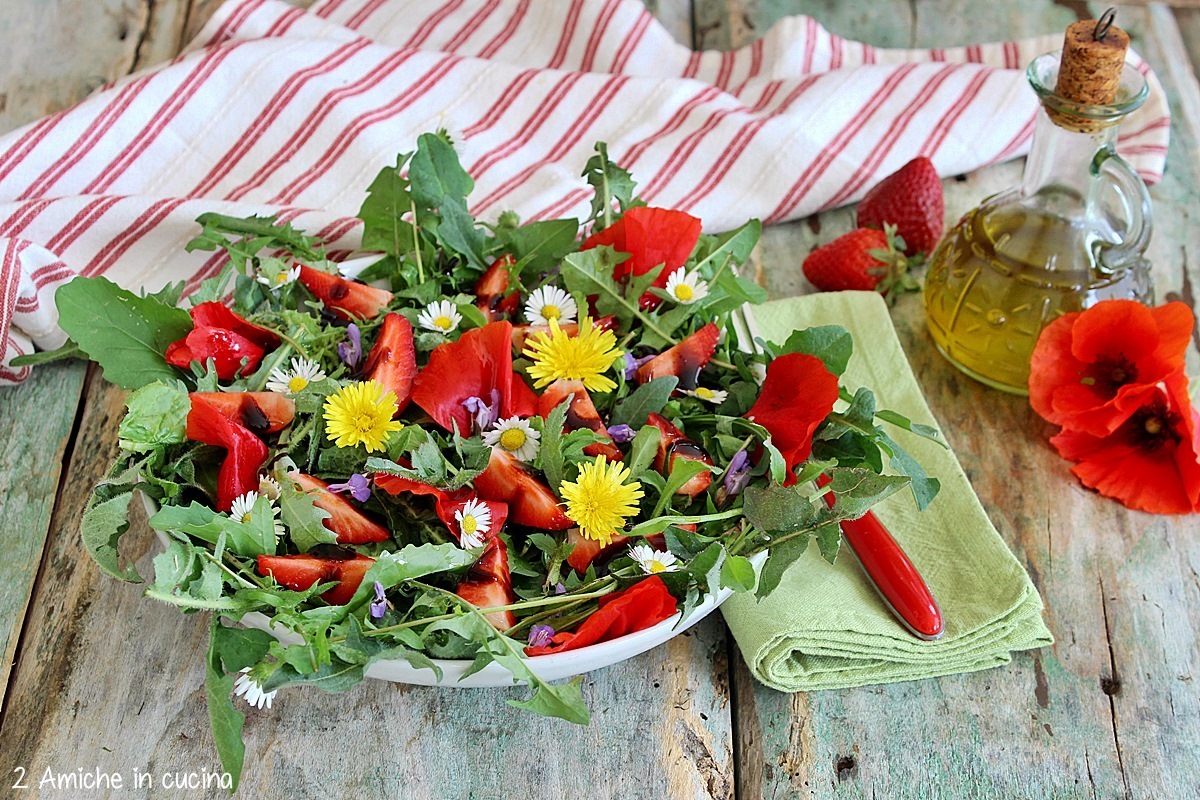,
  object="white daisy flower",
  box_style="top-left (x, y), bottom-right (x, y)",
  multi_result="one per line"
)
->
top-left (629, 544), bottom-right (681, 575)
top-left (417, 300), bottom-right (463, 334)
top-left (228, 491), bottom-right (285, 539)
top-left (482, 416), bottom-right (541, 462)
top-left (257, 264), bottom-right (300, 289)
top-left (258, 475), bottom-right (282, 501)
top-left (455, 498), bottom-right (493, 550)
top-left (664, 269), bottom-right (709, 305)
top-left (684, 386), bottom-right (728, 405)
top-left (233, 668), bottom-right (277, 710)
top-left (524, 285), bottom-right (578, 326)
top-left (266, 357), bottom-right (326, 395)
